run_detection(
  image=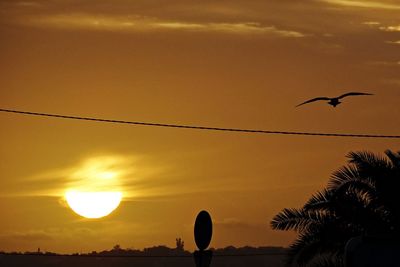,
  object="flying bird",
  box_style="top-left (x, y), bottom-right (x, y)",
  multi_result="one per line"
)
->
top-left (296, 92), bottom-right (373, 107)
